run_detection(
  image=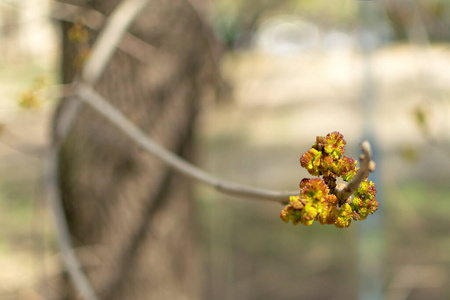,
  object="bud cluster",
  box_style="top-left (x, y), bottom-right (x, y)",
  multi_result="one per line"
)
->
top-left (281, 132), bottom-right (379, 228)
top-left (18, 77), bottom-right (48, 109)
top-left (68, 18), bottom-right (91, 70)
